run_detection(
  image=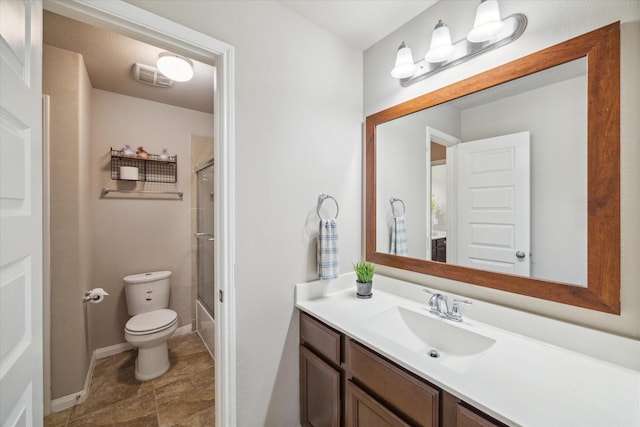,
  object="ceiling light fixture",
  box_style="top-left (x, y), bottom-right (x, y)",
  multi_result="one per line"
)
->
top-left (157, 52), bottom-right (194, 82)
top-left (391, 0), bottom-right (526, 86)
